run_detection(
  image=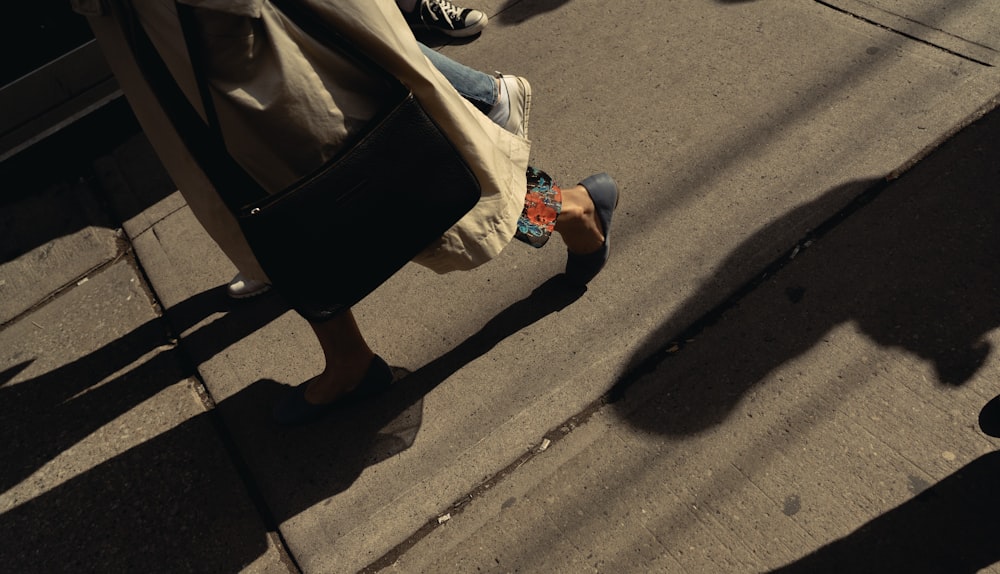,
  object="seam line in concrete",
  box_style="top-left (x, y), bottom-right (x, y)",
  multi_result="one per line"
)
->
top-left (0, 234), bottom-right (130, 332)
top-left (359, 395), bottom-right (609, 573)
top-left (141, 268), bottom-right (304, 574)
top-left (813, 0), bottom-right (995, 67)
top-left (105, 184), bottom-right (304, 574)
